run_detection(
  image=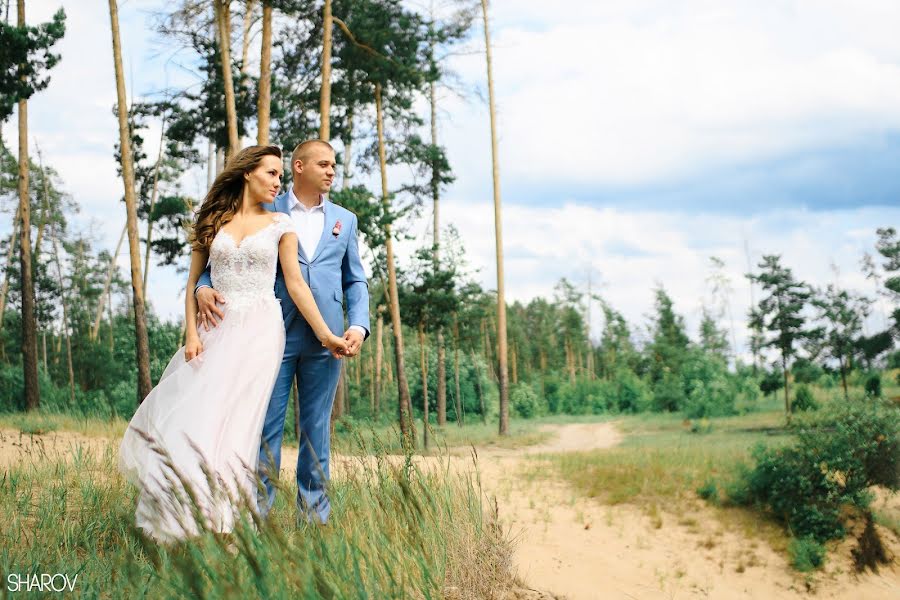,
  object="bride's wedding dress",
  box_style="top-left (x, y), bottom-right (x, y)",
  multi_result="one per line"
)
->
top-left (119, 213), bottom-right (294, 543)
